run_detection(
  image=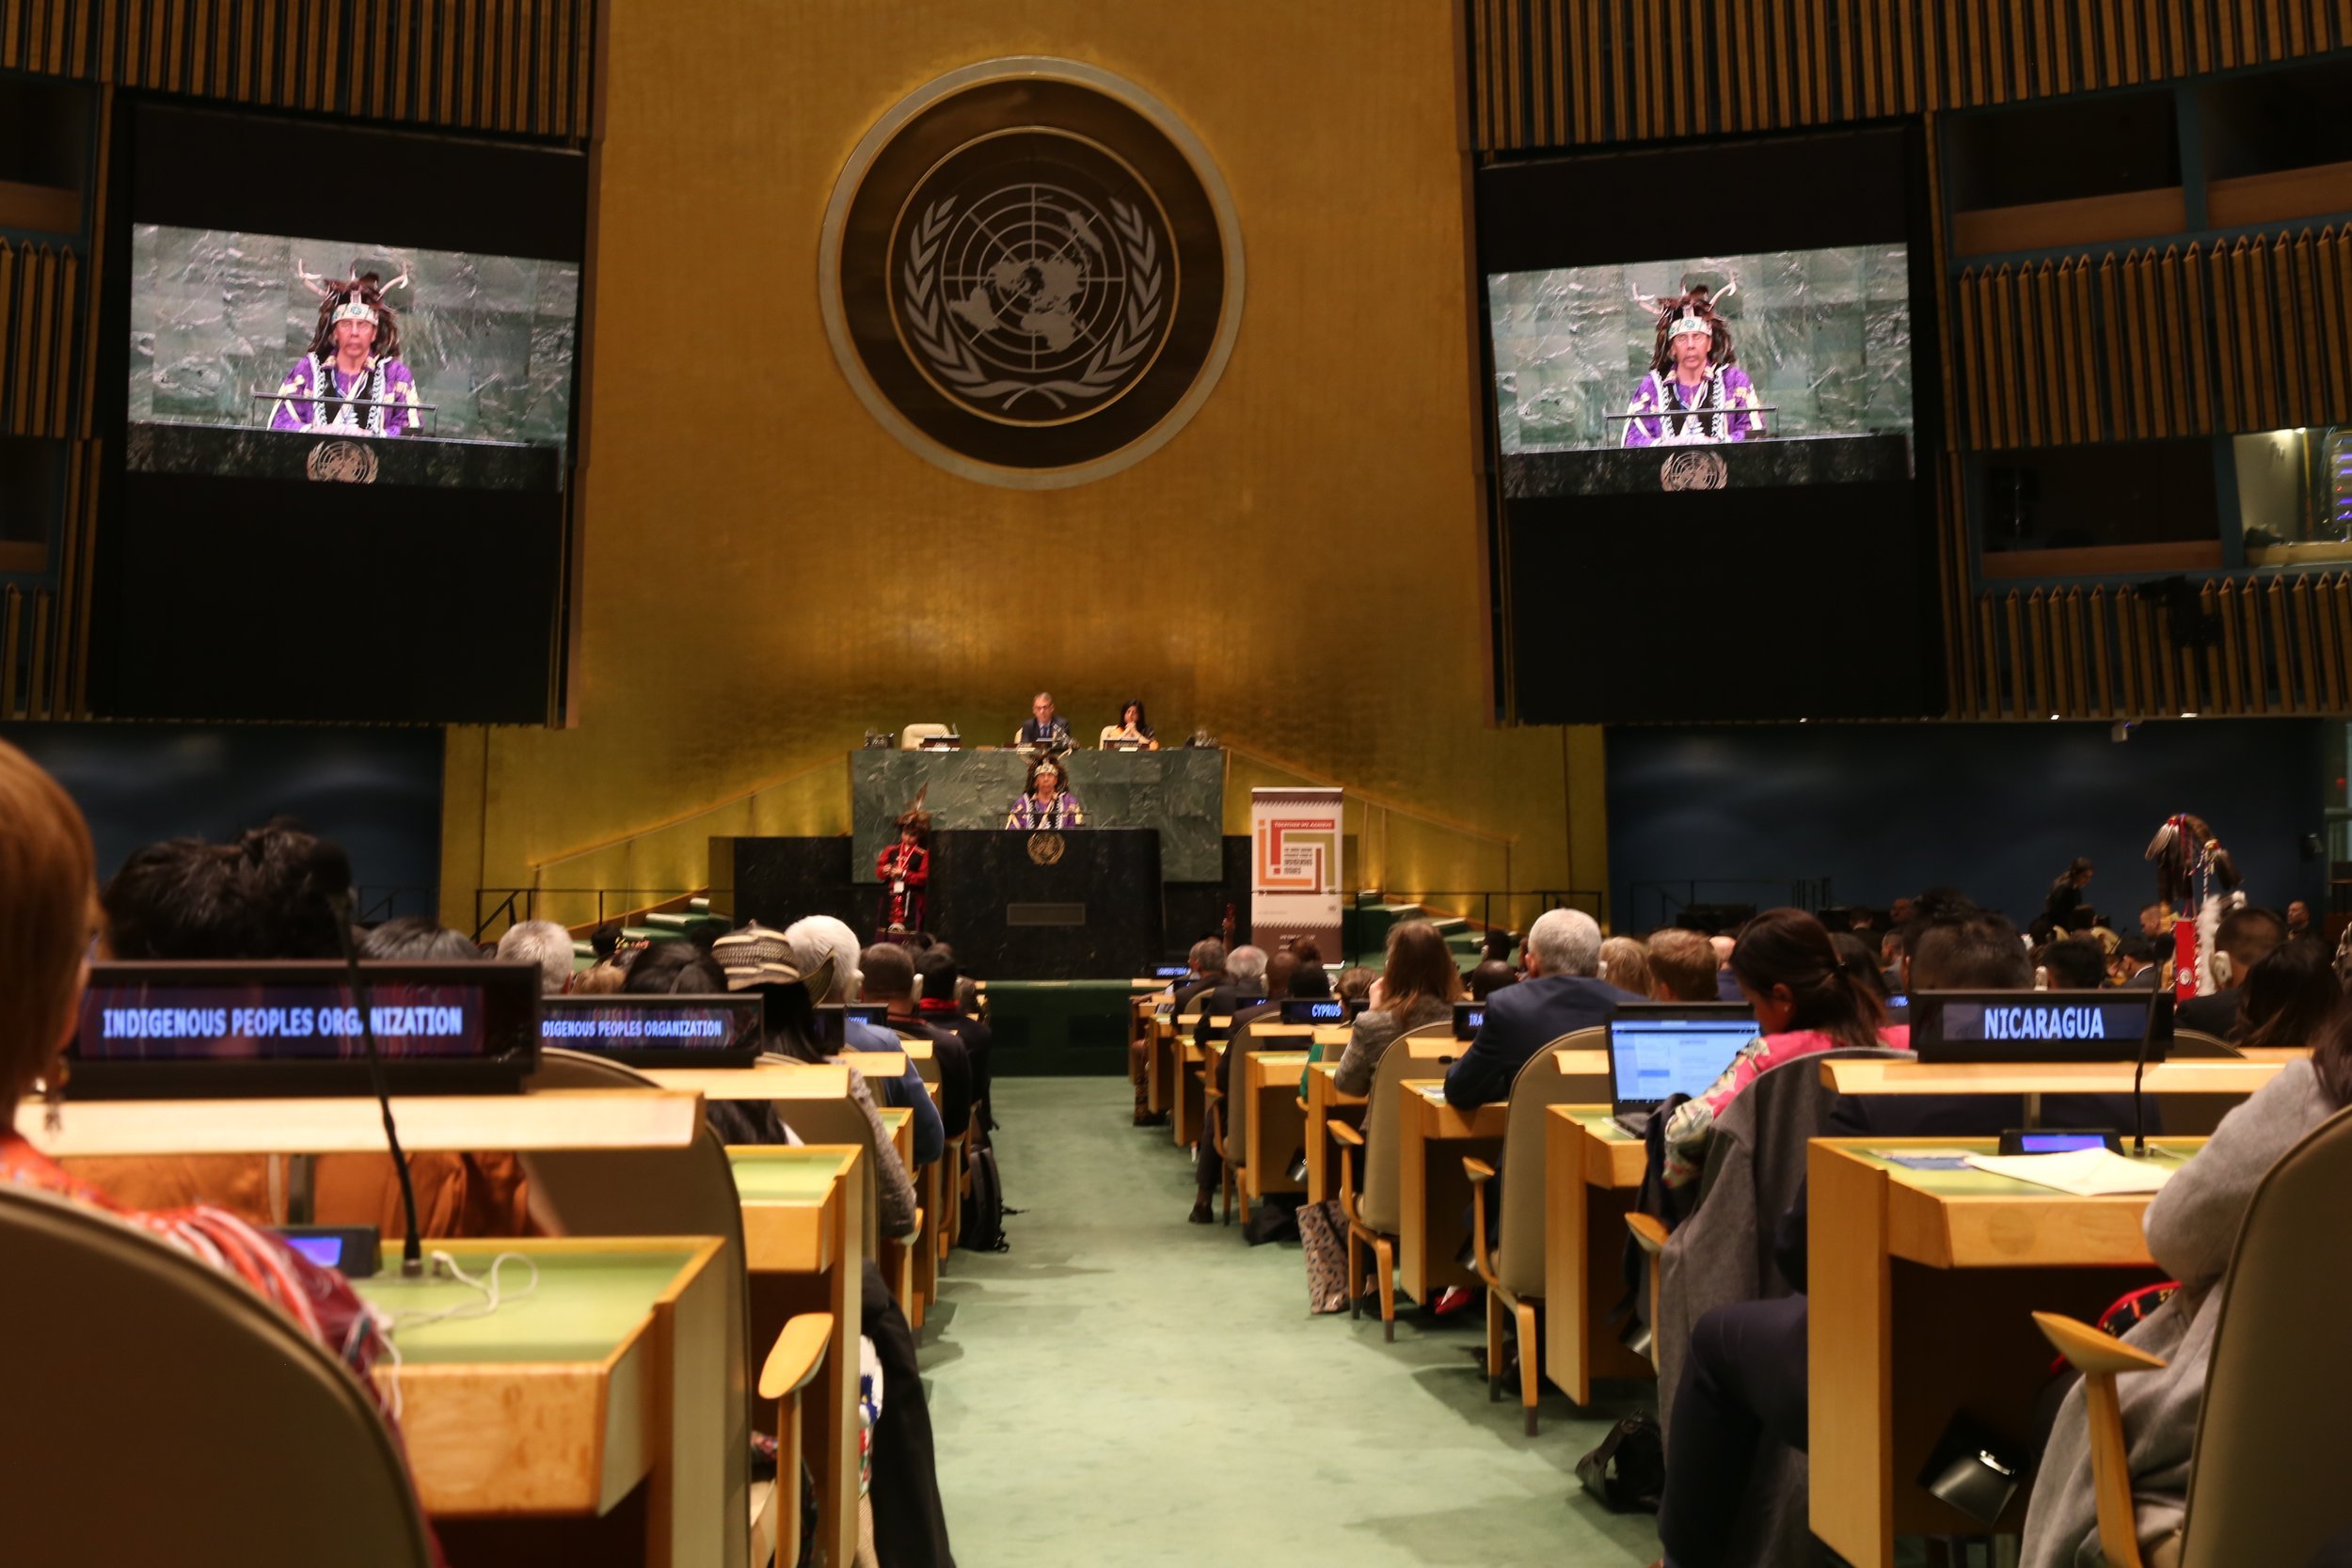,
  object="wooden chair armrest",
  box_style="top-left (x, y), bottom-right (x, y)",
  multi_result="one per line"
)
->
top-left (1327, 1121), bottom-right (1365, 1148)
top-left (1463, 1156), bottom-right (1497, 1185)
top-left (908, 1206), bottom-right (924, 1243)
top-left (2032, 1311), bottom-right (2169, 1376)
top-left (1626, 1212), bottom-right (1670, 1254)
top-left (1295, 1096), bottom-right (1311, 1113)
top-left (757, 1312), bottom-right (835, 1400)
